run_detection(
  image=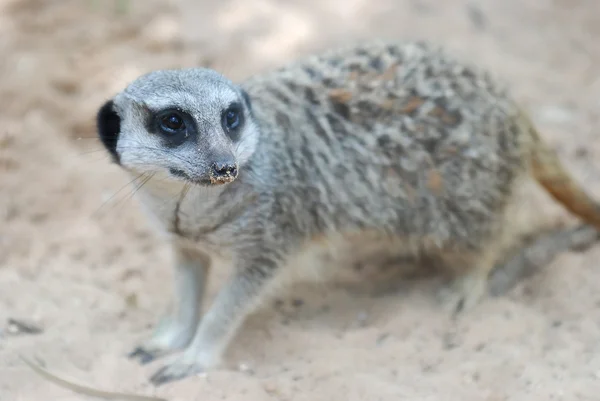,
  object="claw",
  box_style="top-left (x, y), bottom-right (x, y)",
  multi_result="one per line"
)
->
top-left (437, 272), bottom-right (488, 317)
top-left (149, 367), bottom-right (177, 386)
top-left (128, 347), bottom-right (159, 365)
top-left (149, 360), bottom-right (205, 386)
top-left (149, 367), bottom-right (173, 386)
